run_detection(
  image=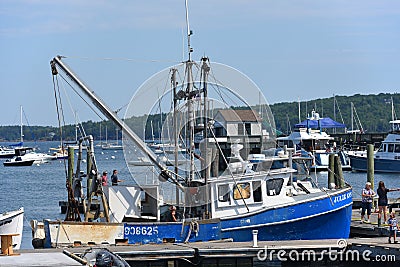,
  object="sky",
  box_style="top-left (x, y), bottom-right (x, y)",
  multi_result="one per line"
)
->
top-left (1, 0), bottom-right (400, 126)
